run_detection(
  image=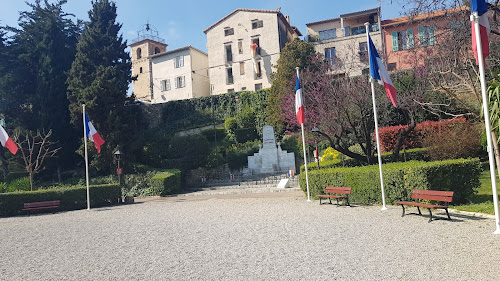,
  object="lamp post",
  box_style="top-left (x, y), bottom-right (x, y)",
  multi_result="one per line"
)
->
top-left (114, 150), bottom-right (123, 185)
top-left (312, 127), bottom-right (344, 167)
